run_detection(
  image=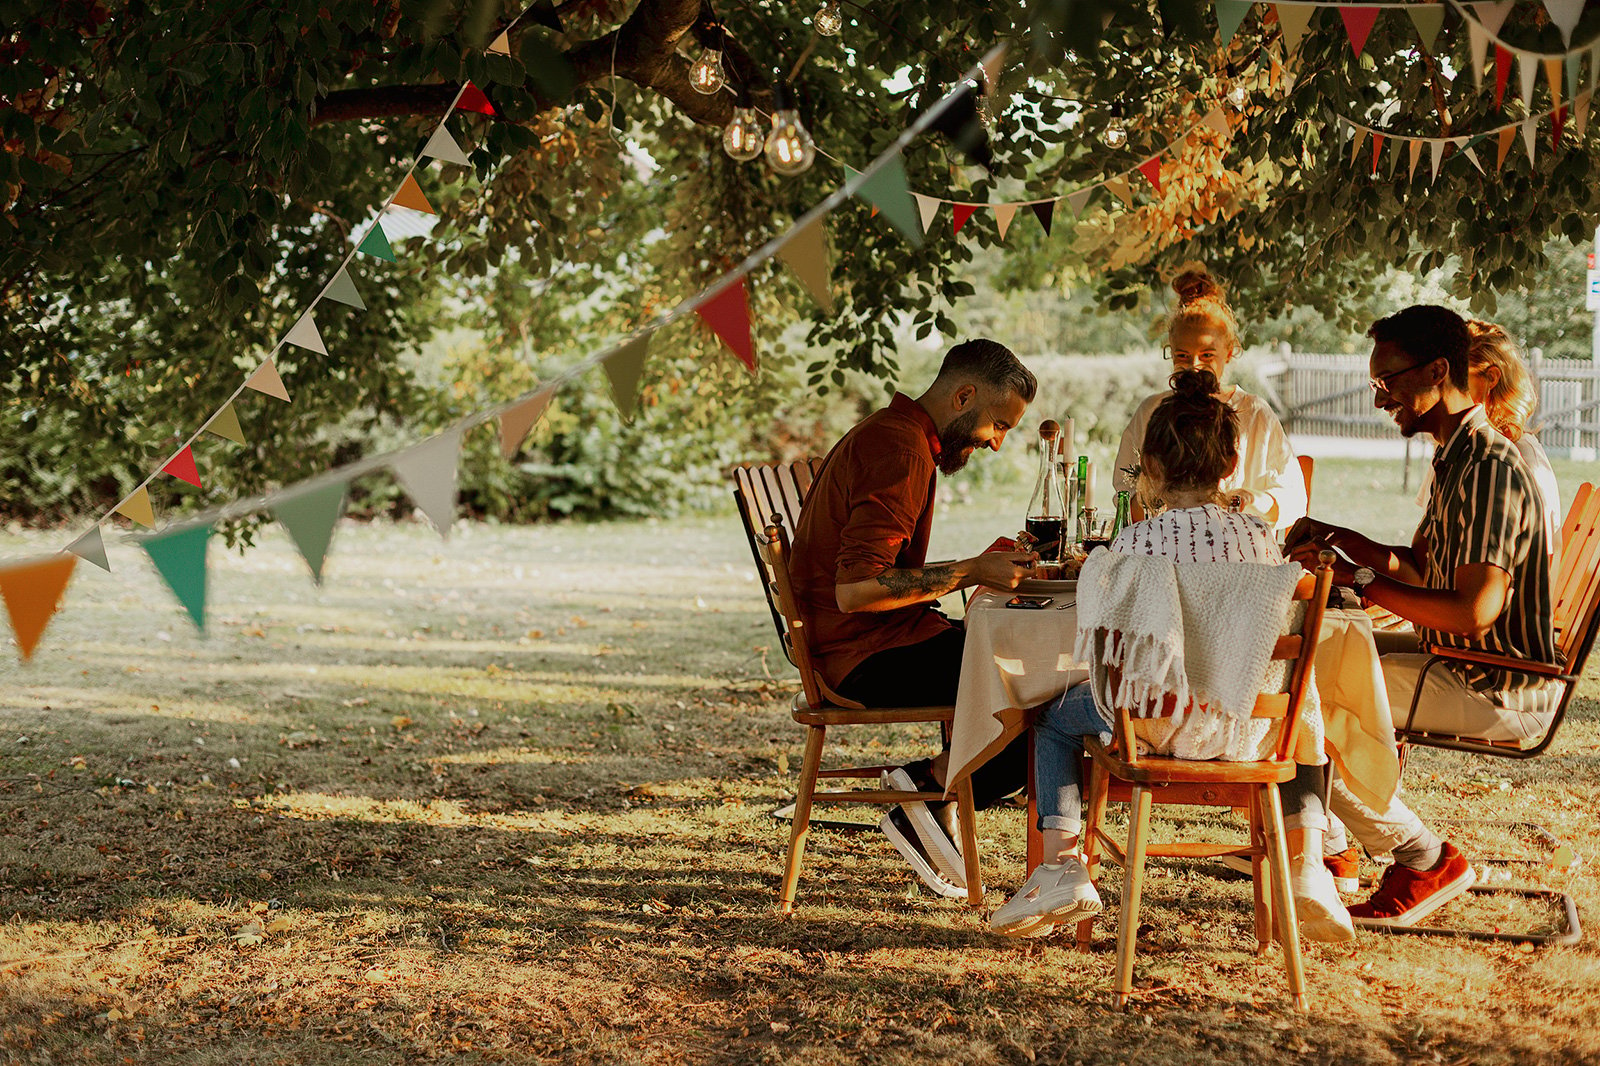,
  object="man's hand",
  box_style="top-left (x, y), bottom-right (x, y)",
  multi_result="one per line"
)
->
top-left (969, 550), bottom-right (1039, 592)
top-left (835, 549), bottom-right (1038, 612)
top-left (1284, 515), bottom-right (1344, 556)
